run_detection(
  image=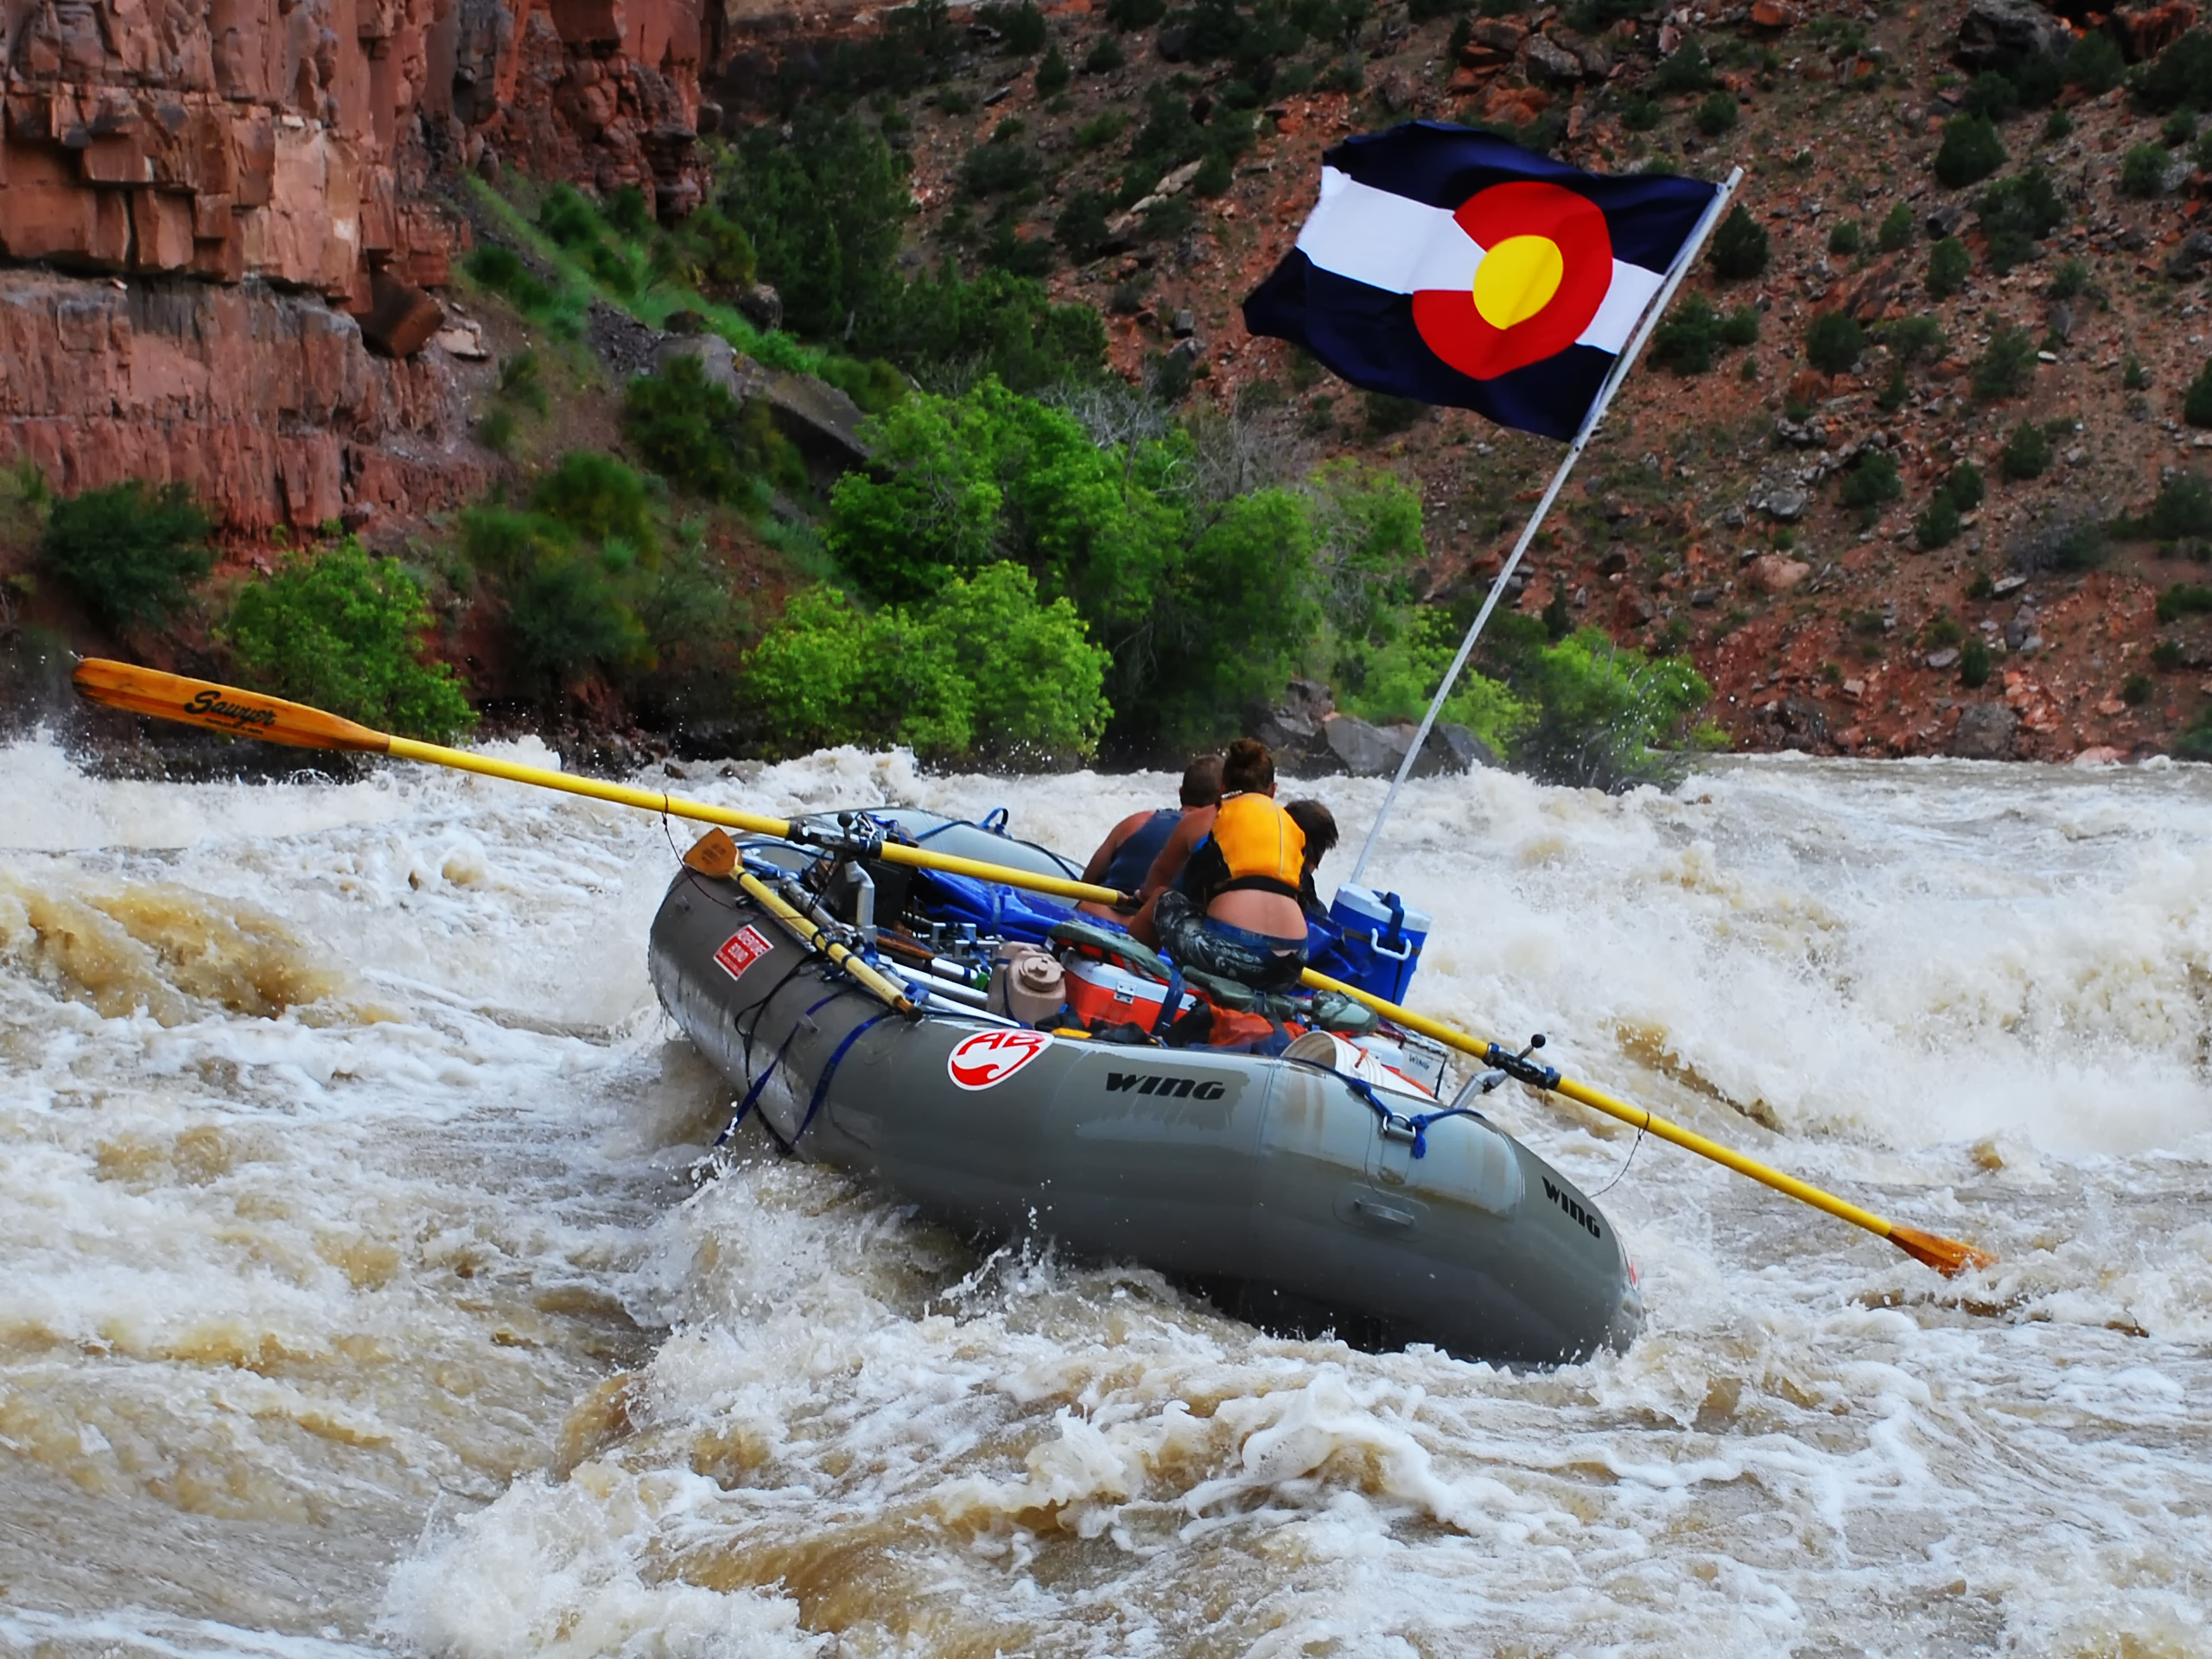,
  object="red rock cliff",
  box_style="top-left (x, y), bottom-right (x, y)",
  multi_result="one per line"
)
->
top-left (0, 0), bottom-right (707, 528)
